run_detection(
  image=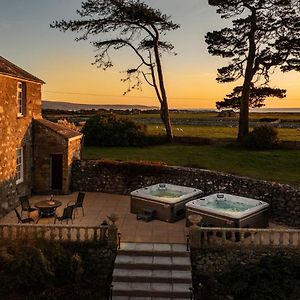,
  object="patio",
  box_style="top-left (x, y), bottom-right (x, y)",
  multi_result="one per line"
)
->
top-left (0, 192), bottom-right (188, 244)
